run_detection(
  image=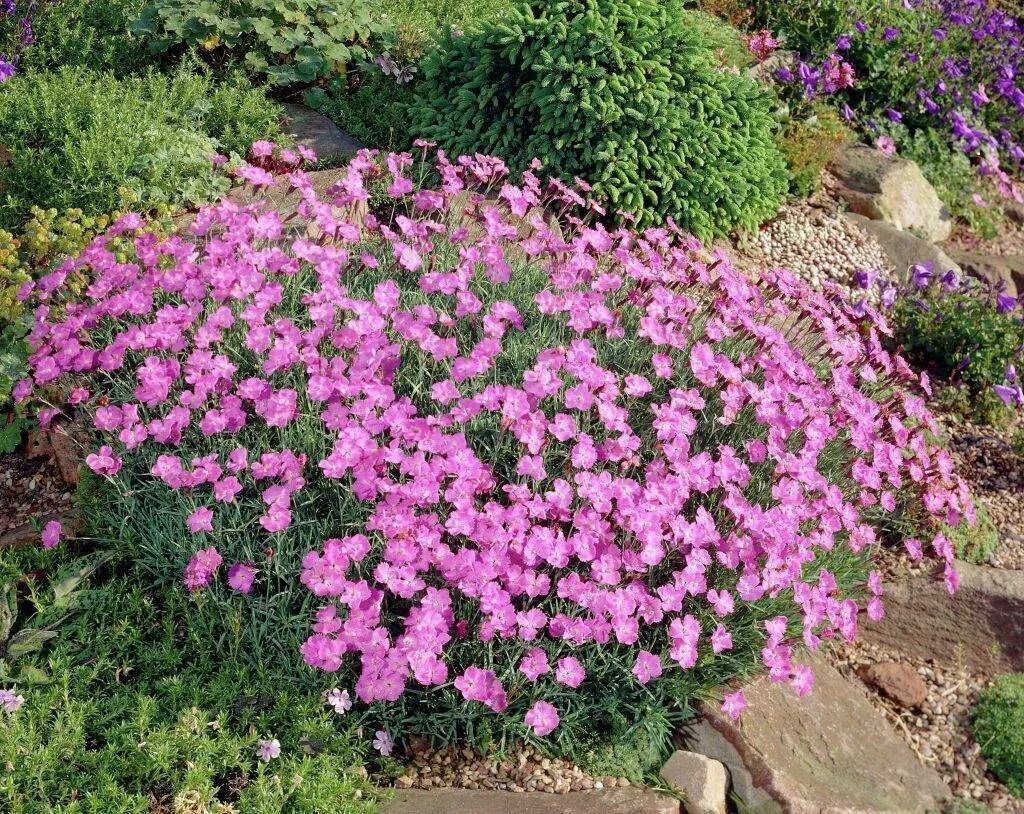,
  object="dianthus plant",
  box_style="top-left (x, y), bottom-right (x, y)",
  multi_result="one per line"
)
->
top-left (16, 143), bottom-right (971, 752)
